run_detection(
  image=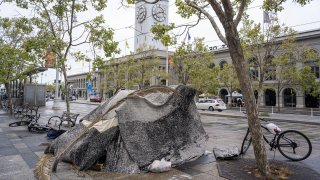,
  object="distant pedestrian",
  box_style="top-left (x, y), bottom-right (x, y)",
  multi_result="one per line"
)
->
top-left (72, 94), bottom-right (76, 101)
top-left (237, 98), bottom-right (242, 107)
